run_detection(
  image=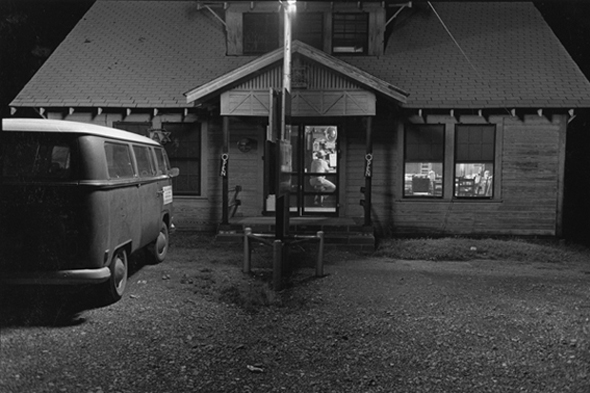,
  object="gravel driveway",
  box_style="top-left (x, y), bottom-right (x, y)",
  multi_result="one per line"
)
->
top-left (1, 237), bottom-right (589, 393)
